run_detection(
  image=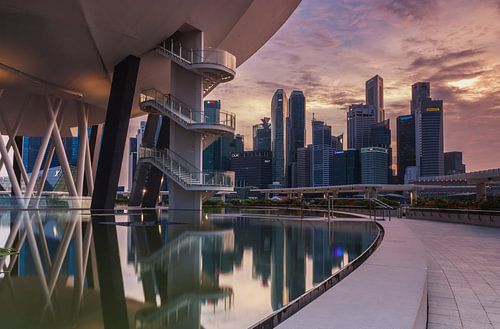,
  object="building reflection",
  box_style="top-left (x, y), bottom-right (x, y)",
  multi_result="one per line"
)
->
top-left (0, 210), bottom-right (378, 328)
